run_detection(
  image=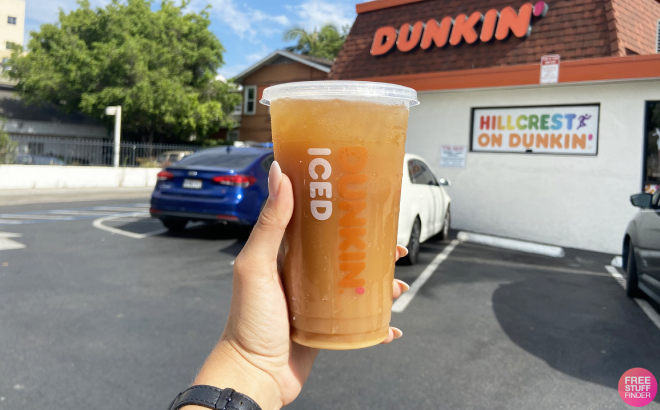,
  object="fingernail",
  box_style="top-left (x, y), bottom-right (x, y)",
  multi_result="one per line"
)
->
top-left (397, 245), bottom-right (408, 258)
top-left (395, 279), bottom-right (410, 293)
top-left (391, 327), bottom-right (403, 339)
top-left (268, 161), bottom-right (282, 199)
